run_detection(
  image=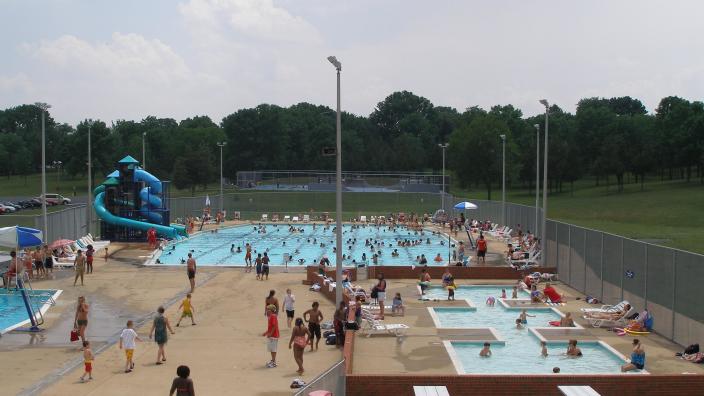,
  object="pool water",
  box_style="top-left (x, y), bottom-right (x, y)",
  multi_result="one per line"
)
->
top-left (0, 289), bottom-right (59, 333)
top-left (429, 286), bottom-right (629, 374)
top-left (158, 224), bottom-right (453, 266)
